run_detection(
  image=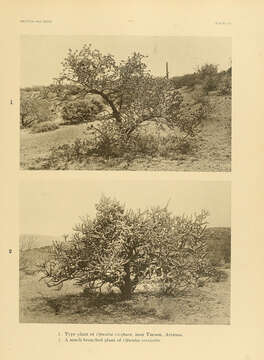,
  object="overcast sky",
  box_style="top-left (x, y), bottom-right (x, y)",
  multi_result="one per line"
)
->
top-left (21, 35), bottom-right (231, 87)
top-left (20, 178), bottom-right (231, 236)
